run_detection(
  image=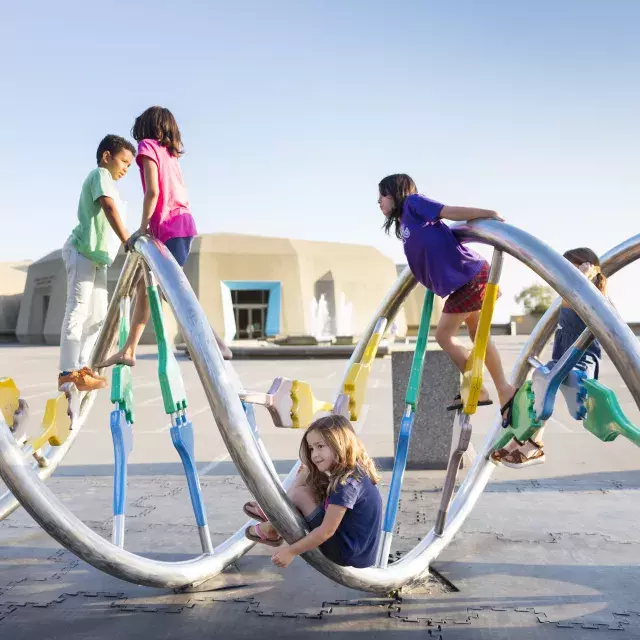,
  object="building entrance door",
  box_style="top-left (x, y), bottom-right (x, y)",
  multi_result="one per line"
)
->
top-left (231, 289), bottom-right (270, 339)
